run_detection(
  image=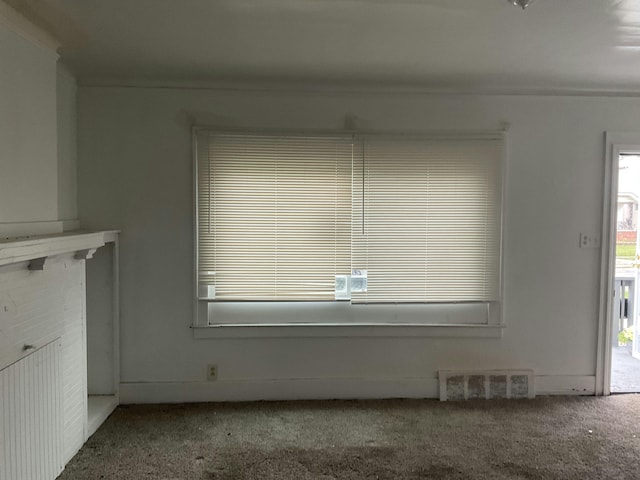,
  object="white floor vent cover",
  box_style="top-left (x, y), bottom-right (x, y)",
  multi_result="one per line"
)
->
top-left (439, 370), bottom-right (535, 401)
